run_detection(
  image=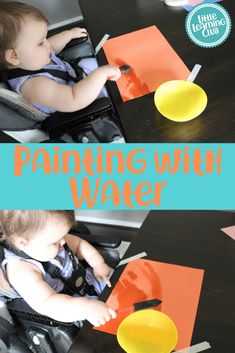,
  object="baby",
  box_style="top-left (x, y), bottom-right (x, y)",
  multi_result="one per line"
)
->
top-left (0, 2), bottom-right (121, 115)
top-left (0, 210), bottom-right (117, 327)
